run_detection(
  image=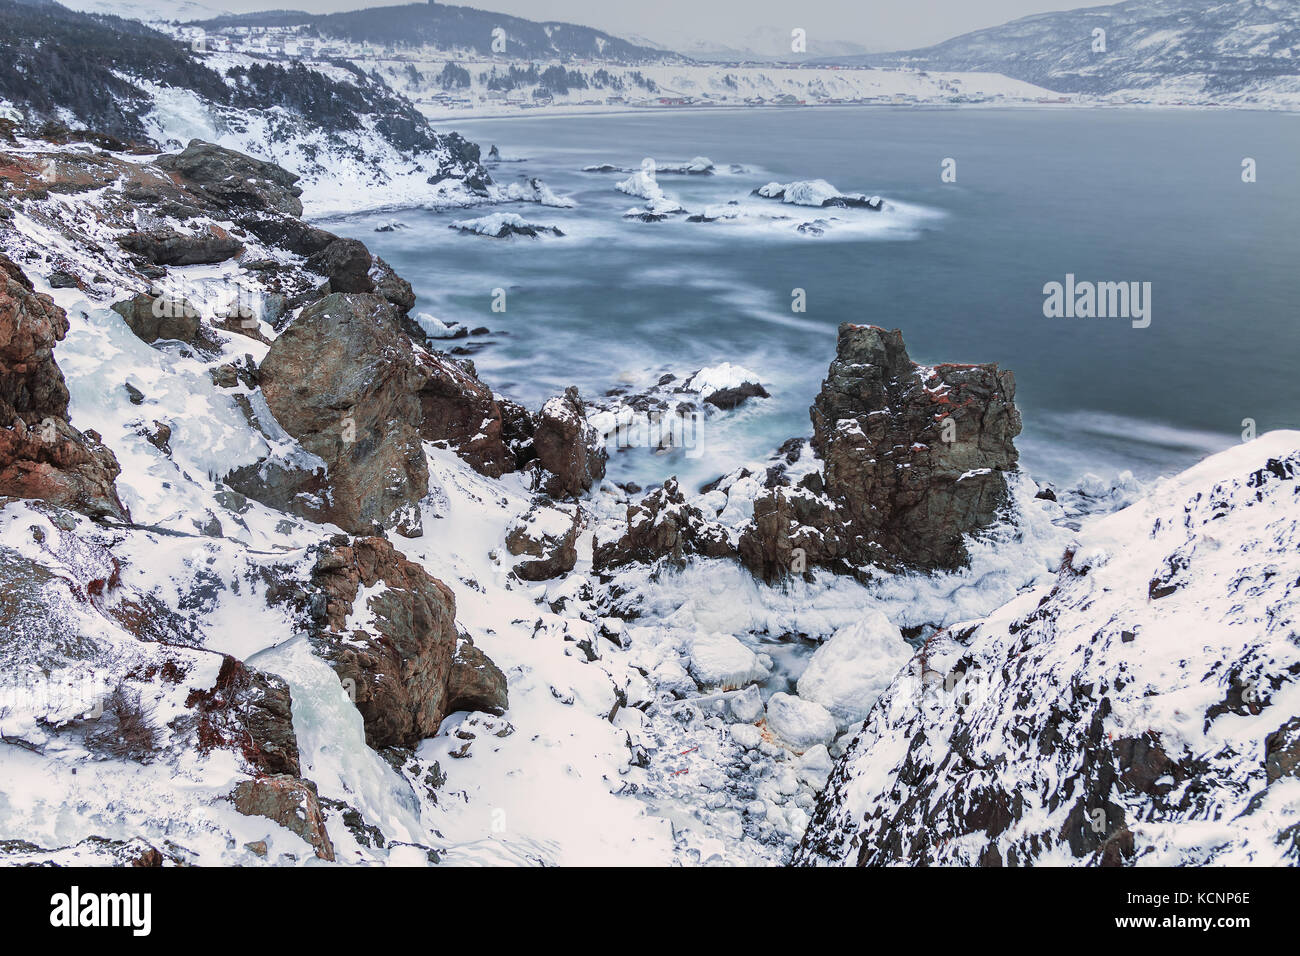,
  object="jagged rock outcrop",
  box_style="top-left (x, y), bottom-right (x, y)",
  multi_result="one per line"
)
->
top-left (740, 323), bottom-right (1020, 579)
top-left (794, 436), bottom-right (1300, 867)
top-left (594, 478), bottom-right (733, 572)
top-left (259, 292), bottom-right (428, 537)
top-left (416, 350), bottom-right (515, 478)
top-left (809, 324), bottom-right (1020, 569)
top-left (303, 535), bottom-right (507, 749)
top-left (532, 386), bottom-right (606, 498)
top-left (0, 255), bottom-right (127, 520)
